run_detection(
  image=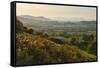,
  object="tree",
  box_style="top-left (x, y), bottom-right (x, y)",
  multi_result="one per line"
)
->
top-left (27, 29), bottom-right (34, 34)
top-left (87, 40), bottom-right (96, 55)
